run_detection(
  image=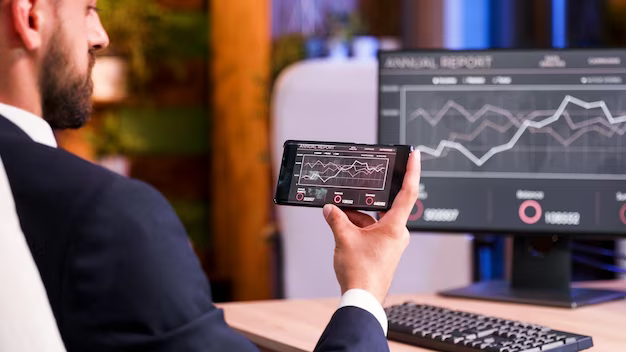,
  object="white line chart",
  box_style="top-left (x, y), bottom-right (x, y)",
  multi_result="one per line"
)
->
top-left (298, 155), bottom-right (389, 190)
top-left (301, 160), bottom-right (386, 182)
top-left (411, 95), bottom-right (626, 167)
top-left (445, 111), bottom-right (626, 146)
